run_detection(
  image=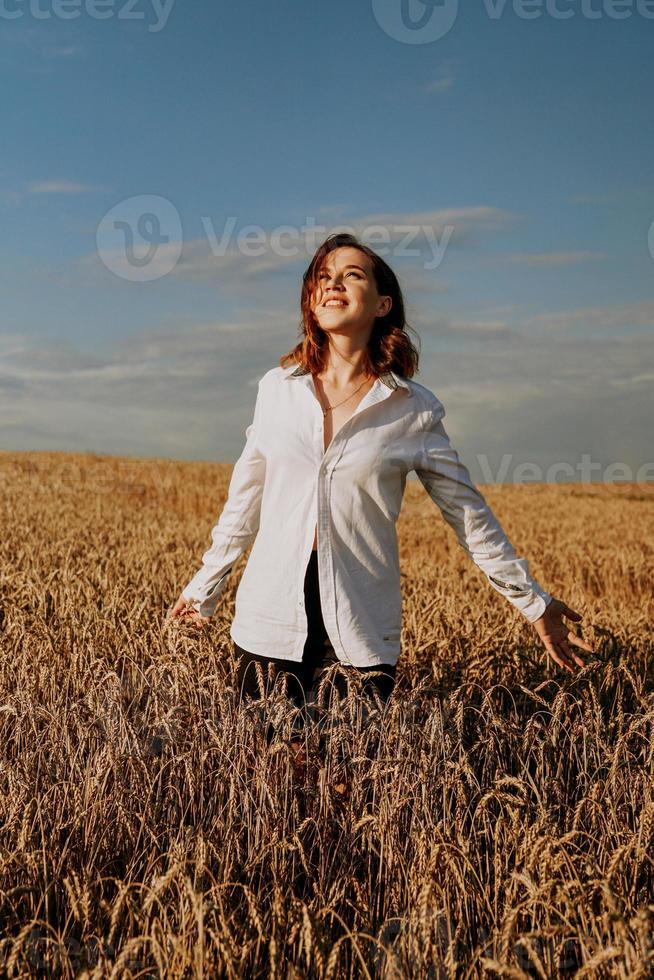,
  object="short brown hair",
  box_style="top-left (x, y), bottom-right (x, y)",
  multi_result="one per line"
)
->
top-left (279, 233), bottom-right (420, 378)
